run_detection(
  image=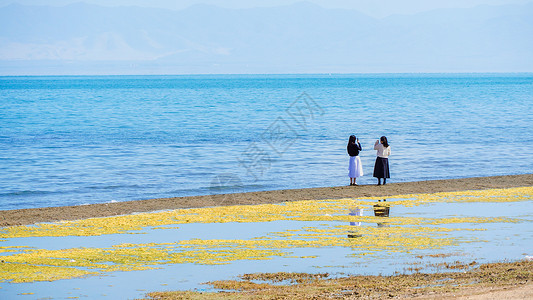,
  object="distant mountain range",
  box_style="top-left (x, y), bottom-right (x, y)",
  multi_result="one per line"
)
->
top-left (1, 1), bottom-right (532, 74)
